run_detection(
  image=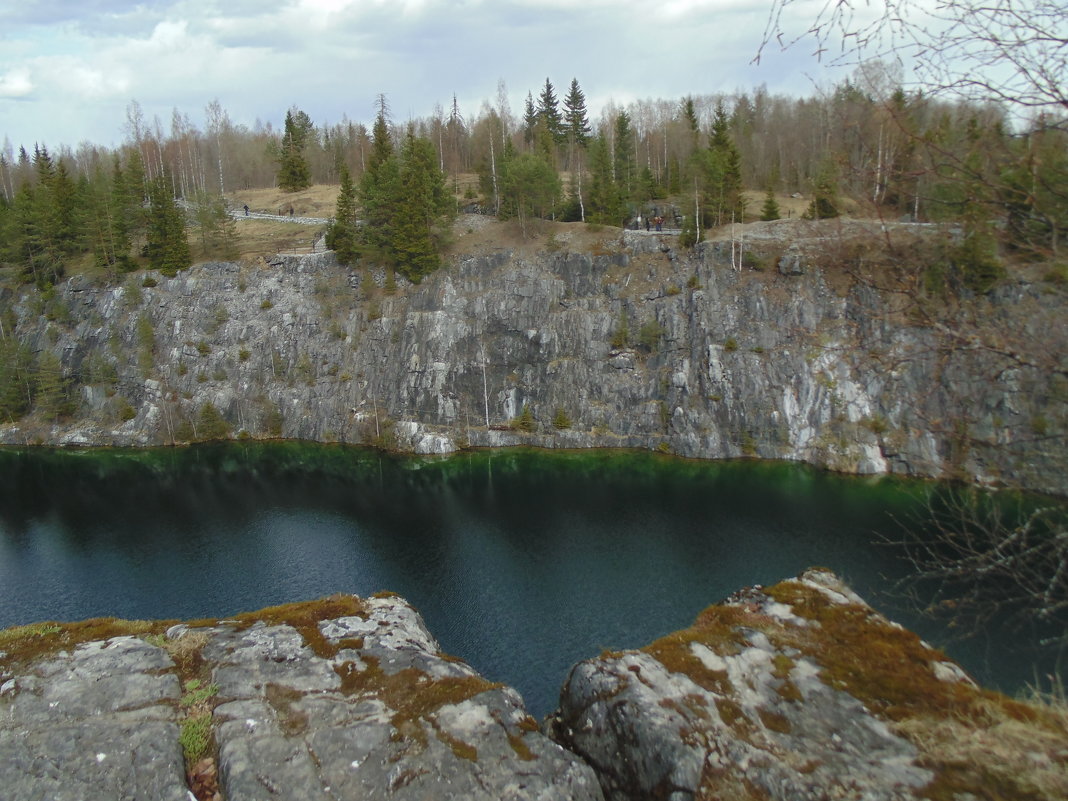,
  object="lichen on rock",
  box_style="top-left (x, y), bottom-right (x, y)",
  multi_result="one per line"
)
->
top-left (549, 568), bottom-right (1068, 801)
